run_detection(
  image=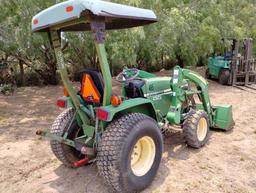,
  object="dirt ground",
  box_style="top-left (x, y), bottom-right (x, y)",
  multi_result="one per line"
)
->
top-left (0, 69), bottom-right (256, 193)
